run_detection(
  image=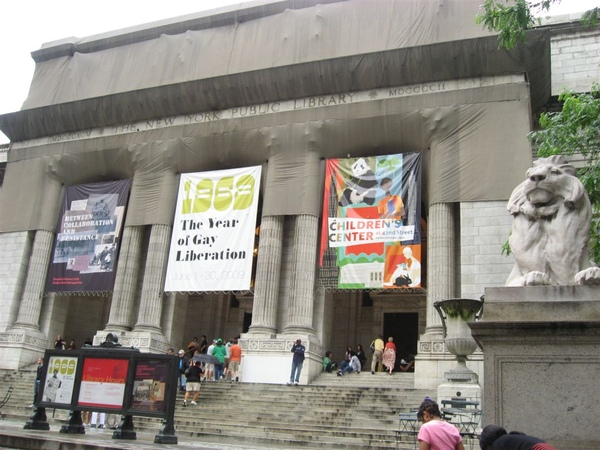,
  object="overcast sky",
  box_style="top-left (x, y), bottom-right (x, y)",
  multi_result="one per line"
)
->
top-left (0, 0), bottom-right (598, 143)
